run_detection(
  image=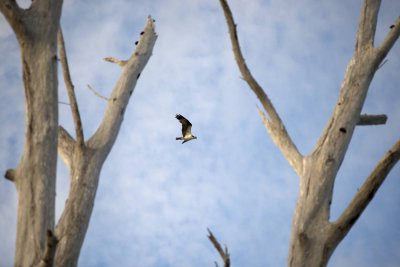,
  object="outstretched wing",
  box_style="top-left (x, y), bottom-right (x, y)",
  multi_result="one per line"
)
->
top-left (175, 114), bottom-right (192, 136)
